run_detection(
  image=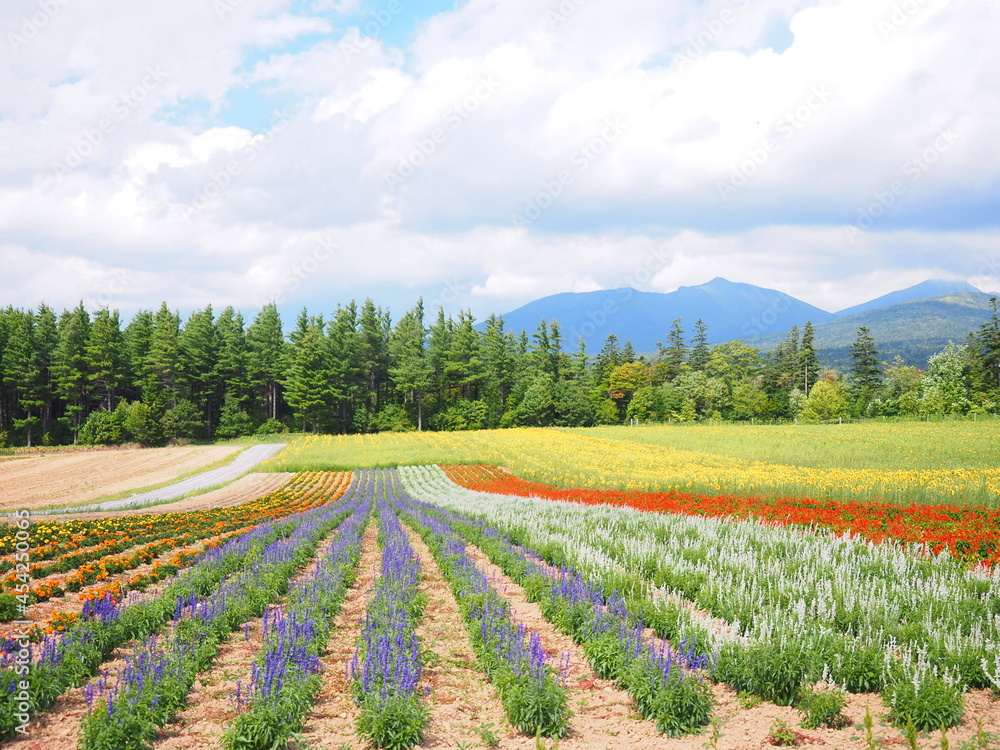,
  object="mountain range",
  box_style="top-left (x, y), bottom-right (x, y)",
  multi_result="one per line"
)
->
top-left (497, 277), bottom-right (998, 368)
